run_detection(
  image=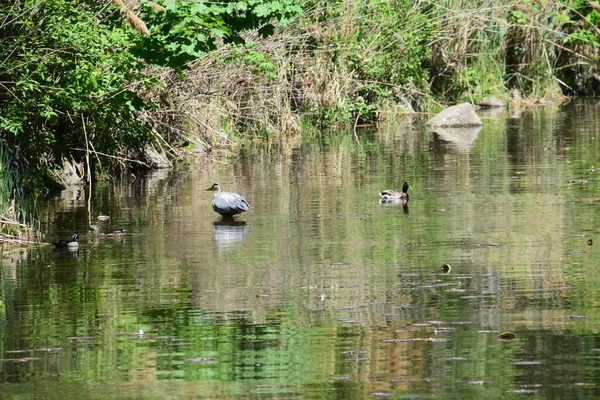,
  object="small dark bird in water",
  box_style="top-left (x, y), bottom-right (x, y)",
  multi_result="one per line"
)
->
top-left (380, 182), bottom-right (411, 204)
top-left (53, 232), bottom-right (79, 250)
top-left (207, 183), bottom-right (250, 218)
